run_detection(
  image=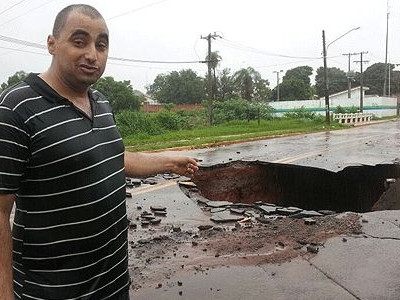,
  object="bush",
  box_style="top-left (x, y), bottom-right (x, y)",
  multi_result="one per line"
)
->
top-left (334, 105), bottom-right (359, 114)
top-left (153, 110), bottom-right (181, 131)
top-left (213, 98), bottom-right (274, 124)
top-left (116, 111), bottom-right (163, 137)
top-left (284, 106), bottom-right (317, 119)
